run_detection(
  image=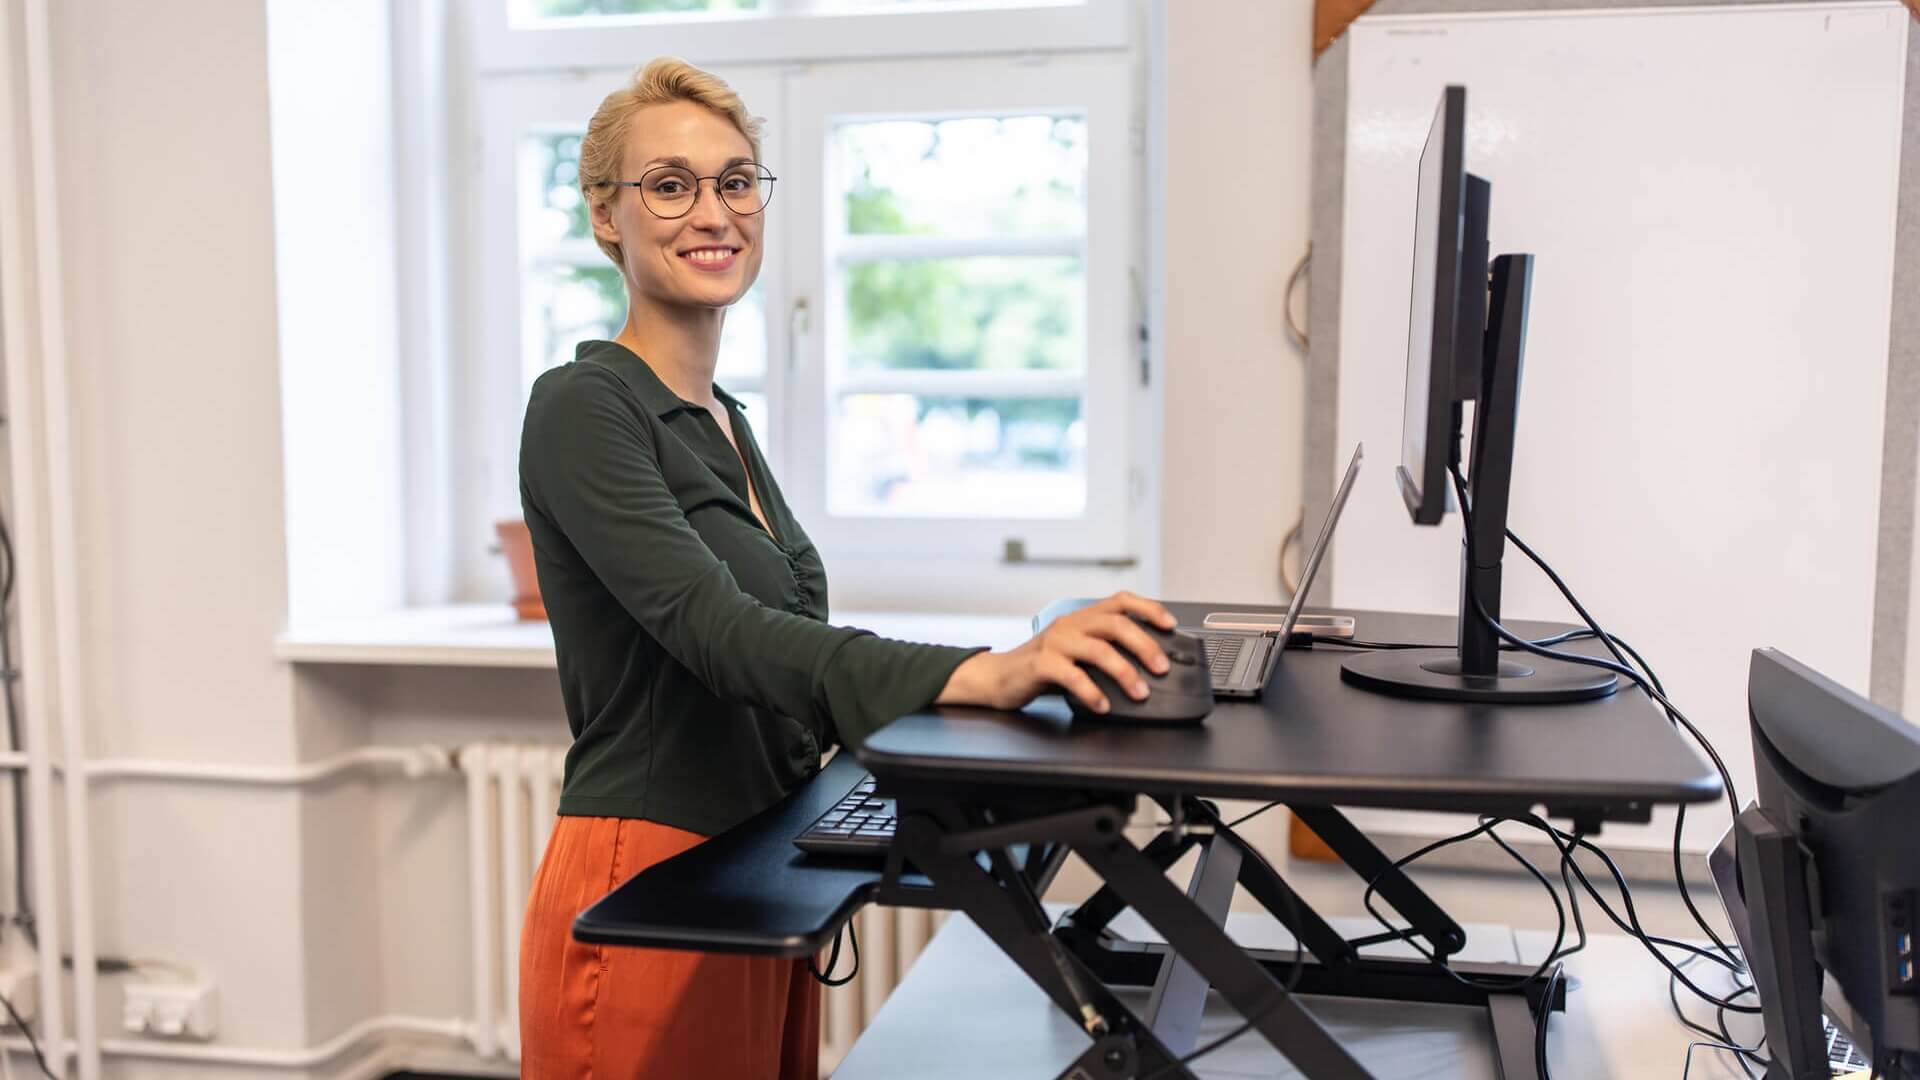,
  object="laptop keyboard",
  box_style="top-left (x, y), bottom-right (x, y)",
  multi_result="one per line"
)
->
top-left (1201, 635), bottom-right (1242, 685)
top-left (1826, 1017), bottom-right (1869, 1072)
